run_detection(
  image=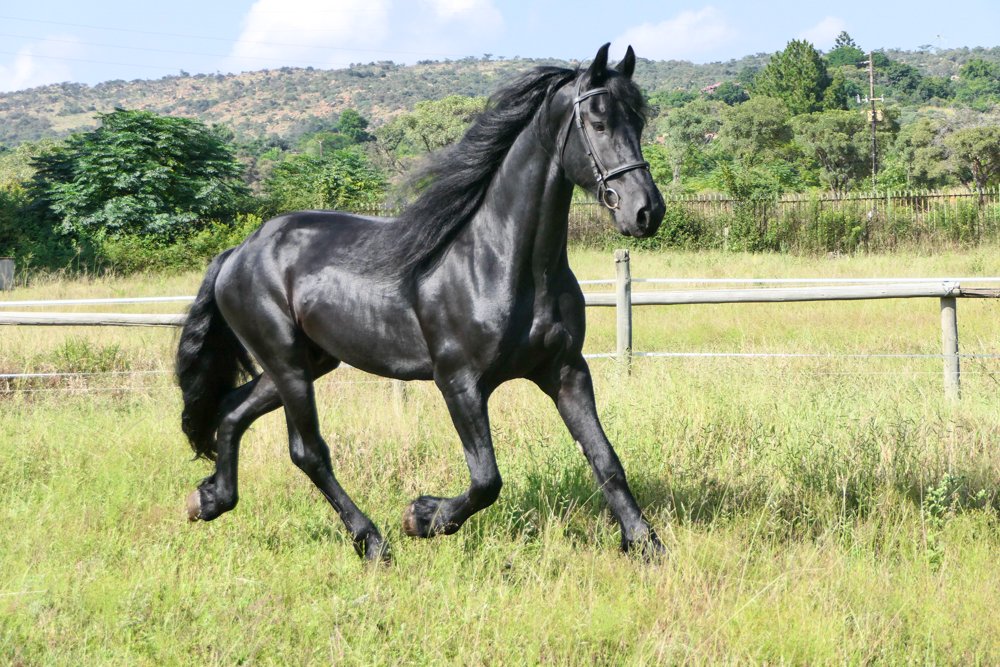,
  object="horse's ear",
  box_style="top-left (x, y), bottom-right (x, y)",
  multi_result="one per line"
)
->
top-left (616, 45), bottom-right (636, 79)
top-left (584, 43), bottom-right (611, 85)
